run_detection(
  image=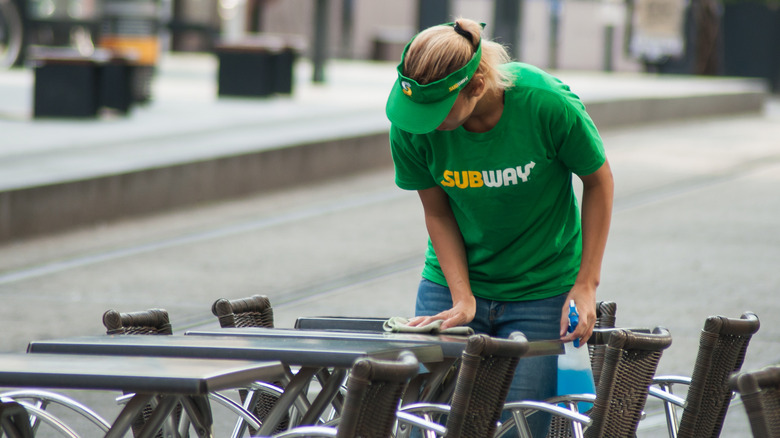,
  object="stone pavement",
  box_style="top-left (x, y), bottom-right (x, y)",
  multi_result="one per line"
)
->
top-left (0, 53), bottom-right (768, 242)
